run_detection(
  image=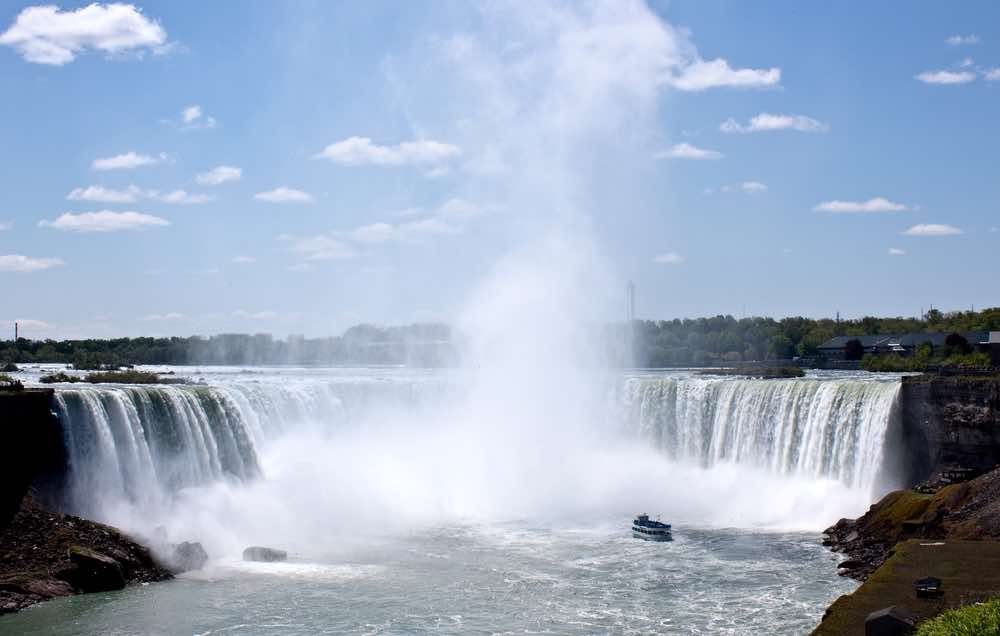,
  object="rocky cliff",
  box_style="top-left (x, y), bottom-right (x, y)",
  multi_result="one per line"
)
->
top-left (898, 375), bottom-right (1000, 486)
top-left (0, 389), bottom-right (65, 527)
